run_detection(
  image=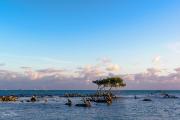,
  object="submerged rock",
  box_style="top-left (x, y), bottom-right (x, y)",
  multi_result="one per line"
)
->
top-left (163, 94), bottom-right (178, 99)
top-left (142, 98), bottom-right (152, 101)
top-left (65, 98), bottom-right (72, 106)
top-left (76, 98), bottom-right (91, 107)
top-left (75, 104), bottom-right (90, 107)
top-left (94, 99), bottom-right (107, 103)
